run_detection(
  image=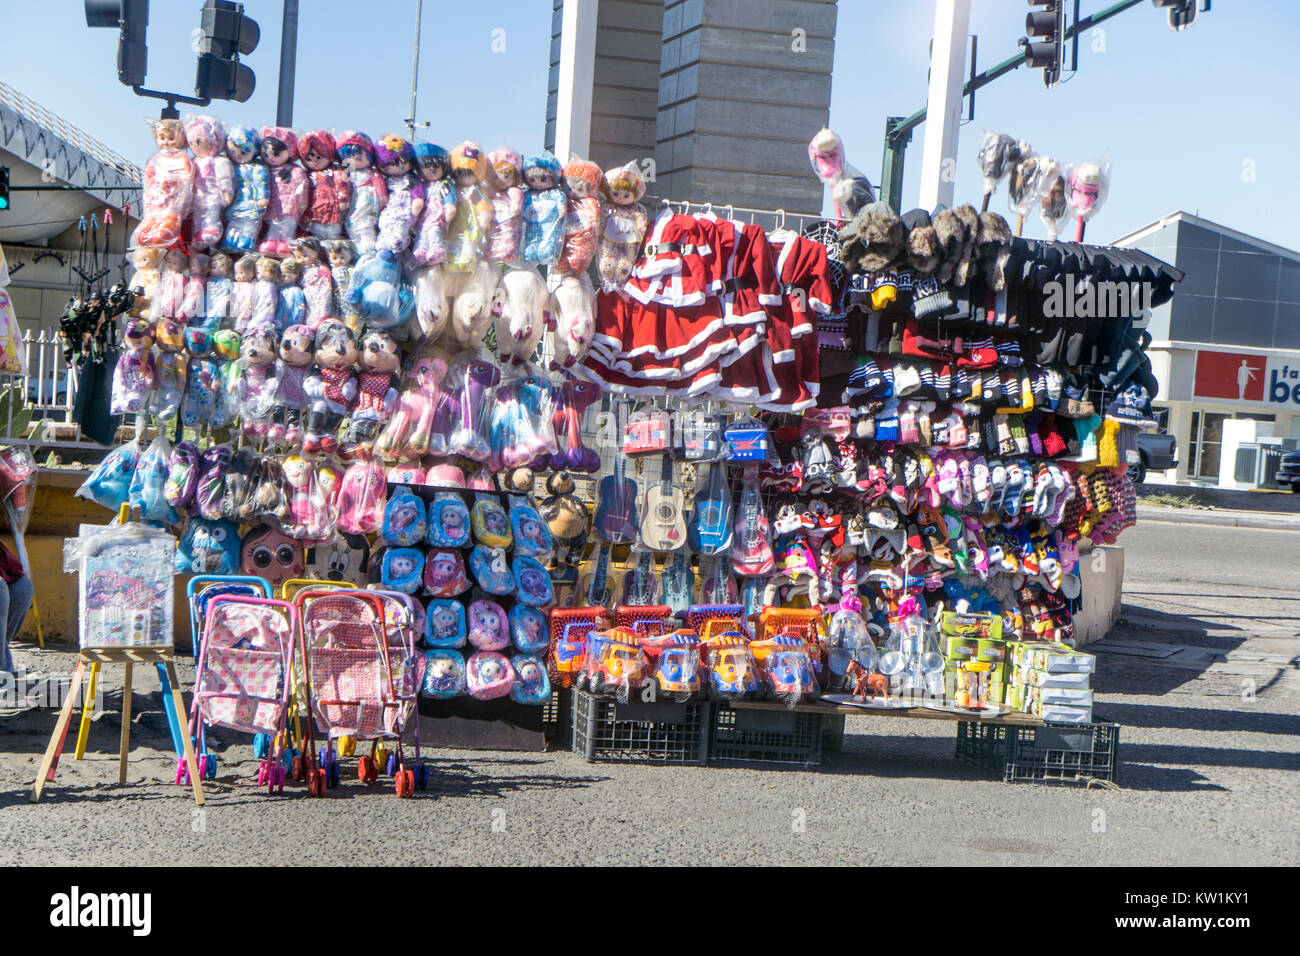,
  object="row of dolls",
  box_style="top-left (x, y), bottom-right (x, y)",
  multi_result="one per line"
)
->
top-left (136, 115), bottom-right (650, 296)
